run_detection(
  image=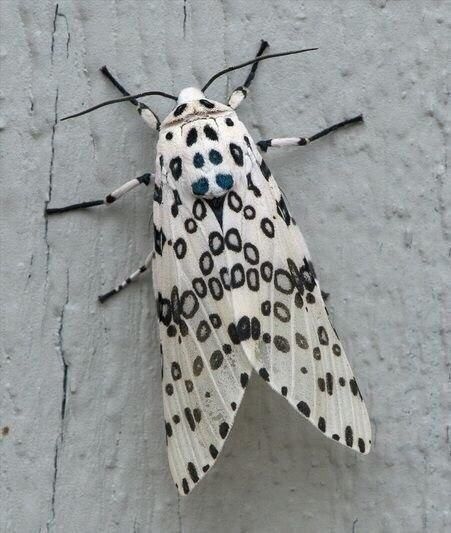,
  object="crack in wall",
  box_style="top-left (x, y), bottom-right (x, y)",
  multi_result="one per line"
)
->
top-left (182, 0), bottom-right (187, 38)
top-left (47, 270), bottom-right (70, 531)
top-left (44, 87), bottom-right (59, 278)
